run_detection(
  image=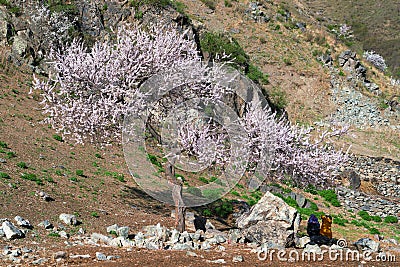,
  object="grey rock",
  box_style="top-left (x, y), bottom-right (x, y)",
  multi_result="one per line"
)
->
top-left (354, 238), bottom-right (380, 252)
top-left (236, 191), bottom-right (300, 247)
top-left (2, 221), bottom-right (24, 240)
top-left (233, 255), bottom-right (244, 262)
top-left (96, 252), bottom-right (107, 261)
top-left (31, 258), bottom-right (48, 265)
top-left (0, 158), bottom-right (6, 163)
top-left (207, 259), bottom-right (226, 264)
top-left (12, 33), bottom-right (28, 57)
top-left (172, 242), bottom-right (194, 250)
top-left (134, 232), bottom-right (145, 247)
top-left (109, 236), bottom-right (135, 247)
top-left (59, 213), bottom-right (78, 225)
top-left (0, 227), bottom-right (4, 237)
top-left (59, 230), bottom-right (69, 239)
top-left (215, 245), bottom-right (225, 251)
top-left (228, 229), bottom-right (243, 244)
top-left (91, 233), bottom-right (112, 244)
top-left (186, 251), bottom-right (198, 257)
top-left (53, 251), bottom-right (67, 260)
top-left (38, 220), bottom-right (53, 229)
top-left (106, 224), bottom-right (118, 234)
top-left (295, 236), bottom-right (311, 248)
top-left (201, 241), bottom-right (212, 250)
top-left (107, 255), bottom-right (120, 260)
top-left (303, 244), bottom-right (322, 254)
top-left (69, 254), bottom-right (91, 259)
top-left (117, 226), bottom-right (130, 238)
top-left (10, 249), bottom-right (21, 257)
